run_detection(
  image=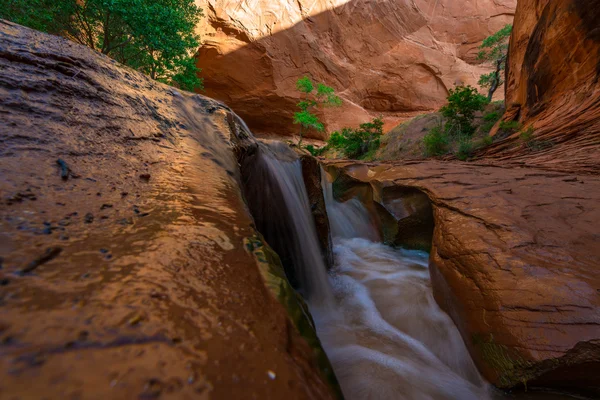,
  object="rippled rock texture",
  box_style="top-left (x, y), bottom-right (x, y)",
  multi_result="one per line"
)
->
top-left (324, 160), bottom-right (600, 394)
top-left (480, 0), bottom-right (600, 174)
top-left (195, 0), bottom-right (516, 138)
top-left (0, 20), bottom-right (337, 399)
